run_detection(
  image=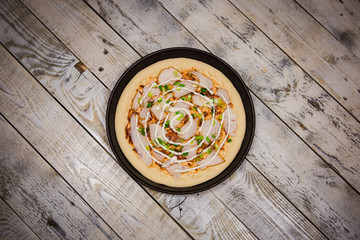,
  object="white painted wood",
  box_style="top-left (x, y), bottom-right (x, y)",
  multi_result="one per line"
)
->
top-left (229, 0), bottom-right (360, 119)
top-left (158, 0), bottom-right (360, 192)
top-left (0, 198), bottom-right (39, 240)
top-left (21, 0), bottom-right (140, 89)
top-left (85, 0), bottom-right (206, 55)
top-left (296, 0), bottom-right (360, 58)
top-left (0, 2), bottom-right (259, 239)
top-left (0, 115), bottom-right (121, 240)
top-left (0, 46), bottom-right (190, 240)
top-left (0, 2), bottom-right (327, 238)
top-left (0, 0), bottom-right (112, 155)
